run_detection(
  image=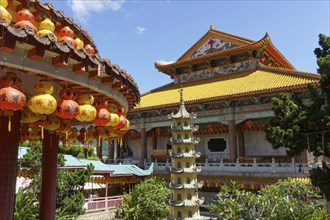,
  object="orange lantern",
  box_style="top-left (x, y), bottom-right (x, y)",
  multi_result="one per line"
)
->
top-left (0, 73), bottom-right (26, 131)
top-left (68, 127), bottom-right (78, 142)
top-left (105, 113), bottom-right (120, 127)
top-left (156, 127), bottom-right (161, 136)
top-left (58, 26), bottom-right (76, 49)
top-left (92, 98), bottom-right (111, 126)
top-left (56, 88), bottom-right (79, 119)
top-left (28, 80), bottom-right (57, 115)
top-left (75, 94), bottom-right (97, 122)
top-left (14, 9), bottom-right (37, 34)
top-left (260, 56), bottom-right (266, 62)
top-left (84, 44), bottom-right (95, 55)
top-left (117, 107), bottom-right (125, 116)
top-left (114, 115), bottom-right (127, 130)
top-left (38, 18), bottom-right (57, 40)
top-left (86, 125), bottom-right (96, 141)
